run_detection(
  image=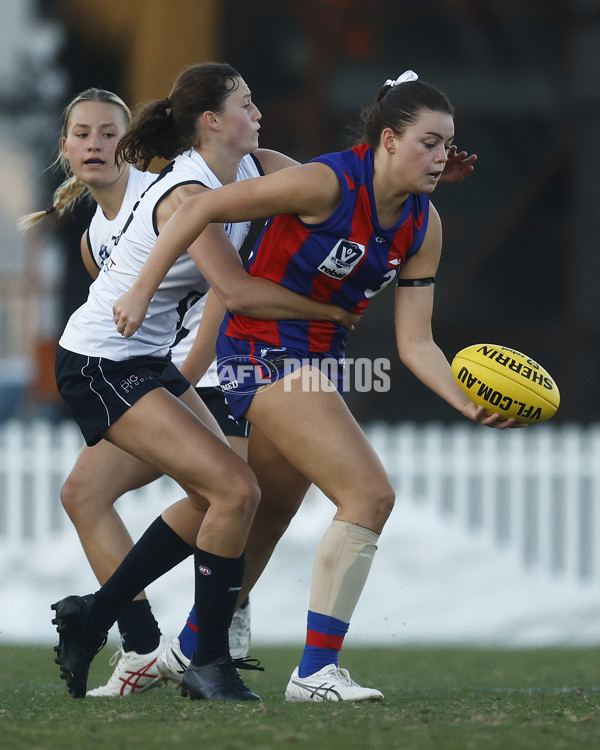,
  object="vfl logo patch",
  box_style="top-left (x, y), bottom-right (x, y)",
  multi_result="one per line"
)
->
top-left (318, 239), bottom-right (365, 280)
